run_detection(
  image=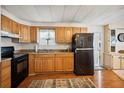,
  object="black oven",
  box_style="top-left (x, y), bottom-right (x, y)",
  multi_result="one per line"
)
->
top-left (1, 46), bottom-right (28, 88)
top-left (11, 54), bottom-right (28, 88)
